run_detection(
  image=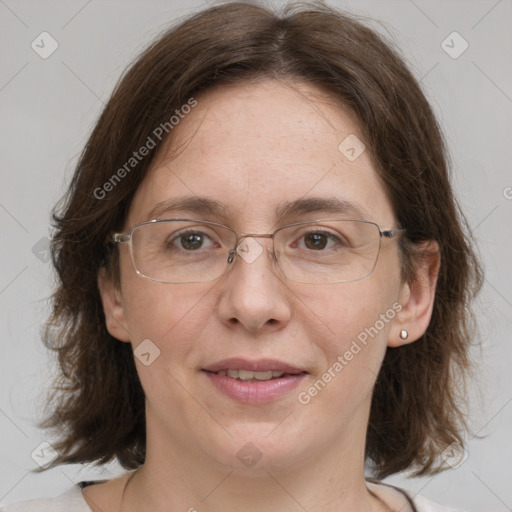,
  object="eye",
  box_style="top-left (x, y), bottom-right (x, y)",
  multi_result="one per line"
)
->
top-left (168, 230), bottom-right (217, 251)
top-left (297, 230), bottom-right (343, 251)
